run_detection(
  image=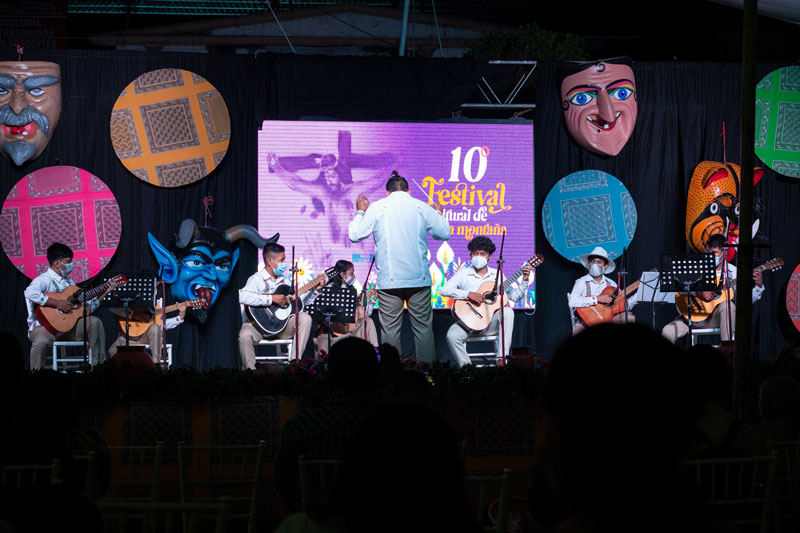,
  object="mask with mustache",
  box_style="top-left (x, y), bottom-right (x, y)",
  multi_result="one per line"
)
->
top-left (0, 61), bottom-right (61, 166)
